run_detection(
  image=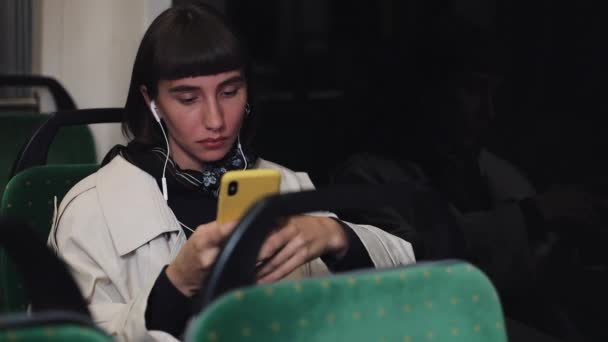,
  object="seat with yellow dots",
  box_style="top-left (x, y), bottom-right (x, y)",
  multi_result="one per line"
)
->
top-left (0, 164), bottom-right (98, 313)
top-left (0, 108), bottom-right (121, 313)
top-left (0, 113), bottom-right (97, 200)
top-left (0, 311), bottom-right (110, 342)
top-left (0, 217), bottom-right (111, 341)
top-left (1, 165), bottom-right (98, 239)
top-left (186, 261), bottom-right (508, 342)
